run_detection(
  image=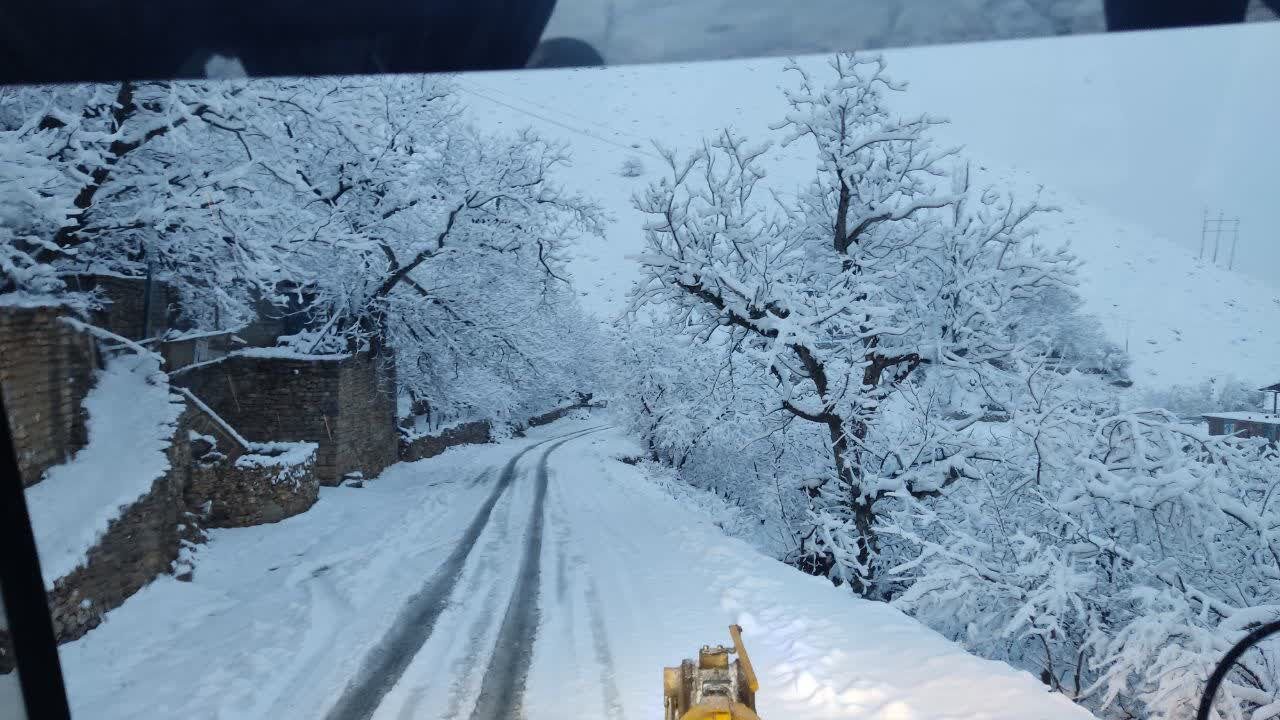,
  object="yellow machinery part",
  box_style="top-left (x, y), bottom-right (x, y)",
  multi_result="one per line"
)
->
top-left (664, 626), bottom-right (763, 720)
top-left (680, 698), bottom-right (762, 720)
top-left (727, 625), bottom-right (759, 693)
